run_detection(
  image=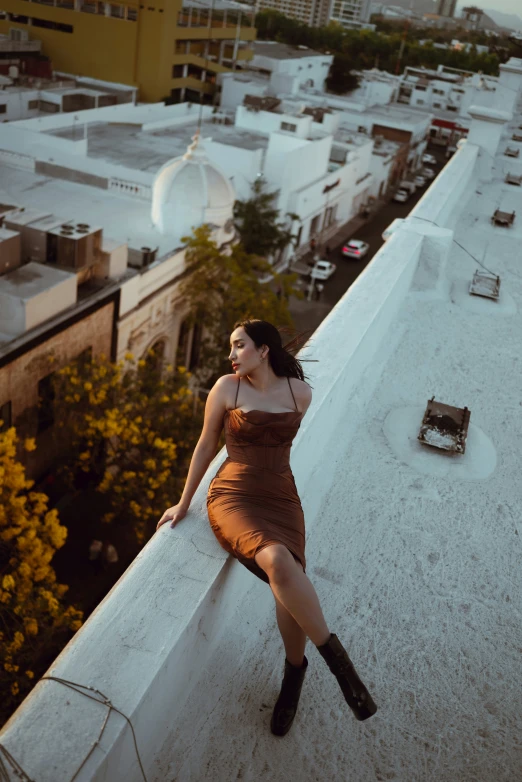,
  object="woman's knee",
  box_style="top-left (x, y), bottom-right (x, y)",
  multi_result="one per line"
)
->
top-left (255, 544), bottom-right (296, 581)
